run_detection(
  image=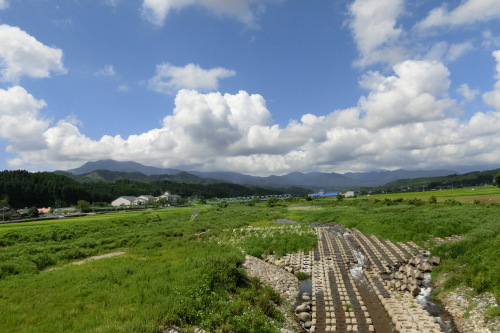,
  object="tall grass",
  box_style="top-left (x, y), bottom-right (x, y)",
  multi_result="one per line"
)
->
top-left (0, 204), bottom-right (316, 332)
top-left (287, 198), bottom-right (500, 299)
